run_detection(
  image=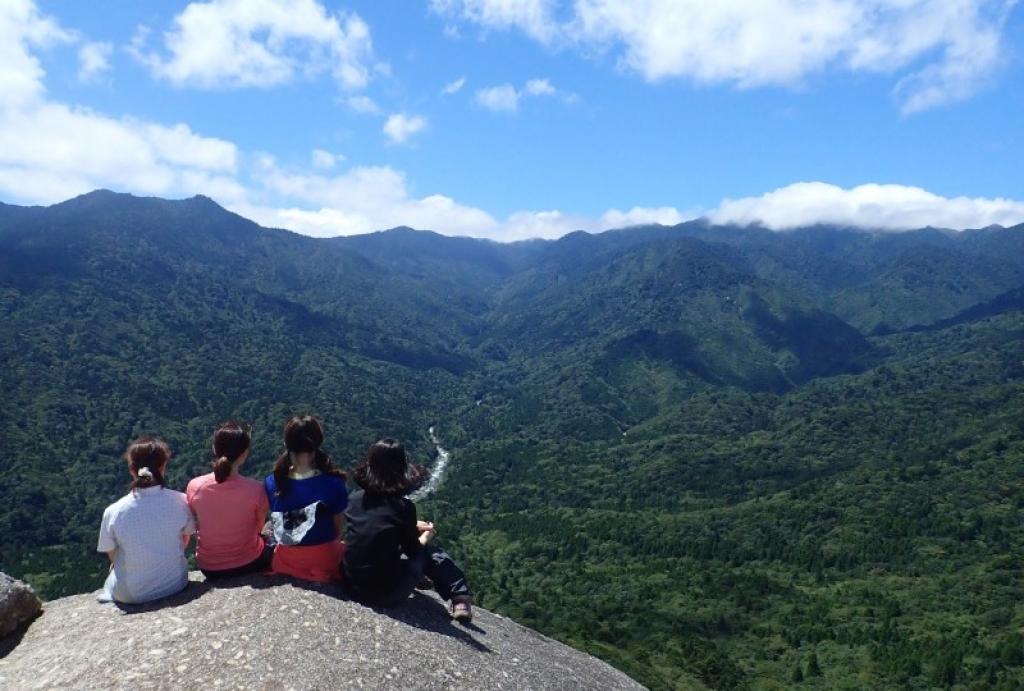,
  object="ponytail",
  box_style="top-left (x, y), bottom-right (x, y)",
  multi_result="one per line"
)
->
top-left (213, 456), bottom-right (233, 483)
top-left (211, 421), bottom-right (252, 483)
top-left (272, 451), bottom-right (291, 496)
top-left (314, 449), bottom-right (345, 480)
top-left (125, 437), bottom-right (170, 490)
